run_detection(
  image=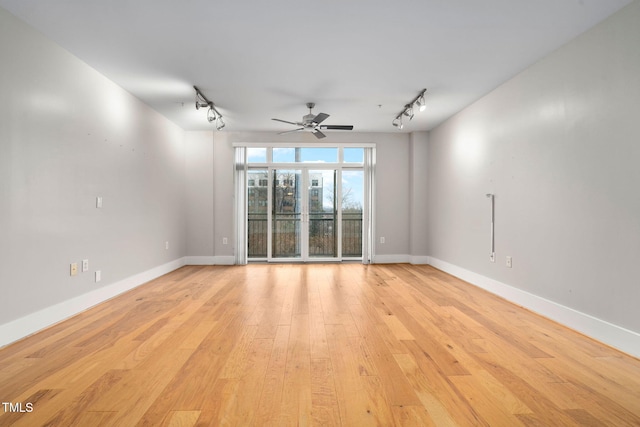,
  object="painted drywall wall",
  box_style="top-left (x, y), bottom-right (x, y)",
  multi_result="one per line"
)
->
top-left (427, 1), bottom-right (640, 333)
top-left (183, 131), bottom-right (414, 262)
top-left (185, 131), bottom-right (215, 260)
top-left (212, 132), bottom-right (236, 262)
top-left (0, 7), bottom-right (187, 326)
top-left (409, 132), bottom-right (429, 261)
